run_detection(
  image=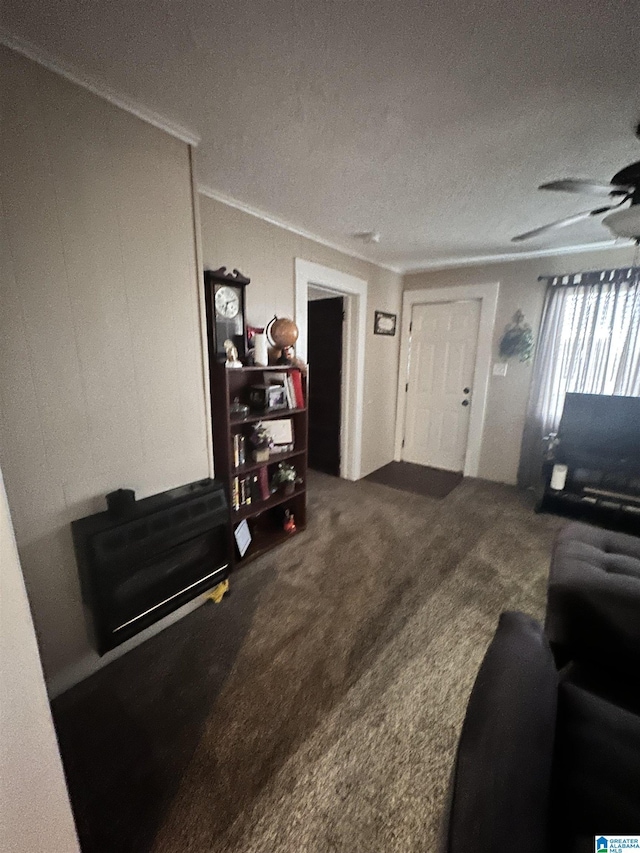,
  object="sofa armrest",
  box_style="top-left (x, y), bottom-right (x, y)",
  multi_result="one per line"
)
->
top-left (443, 611), bottom-right (558, 853)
